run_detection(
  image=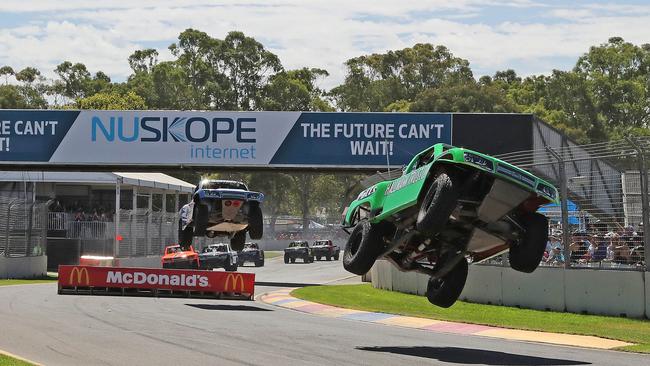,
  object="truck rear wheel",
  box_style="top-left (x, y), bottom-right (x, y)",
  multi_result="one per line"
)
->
top-left (416, 172), bottom-right (460, 236)
top-left (178, 219), bottom-right (194, 249)
top-left (426, 258), bottom-right (468, 308)
top-left (343, 220), bottom-right (394, 275)
top-left (509, 212), bottom-right (549, 273)
top-left (193, 203), bottom-right (209, 236)
top-left (230, 231), bottom-right (246, 251)
top-left (248, 203), bottom-right (263, 240)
